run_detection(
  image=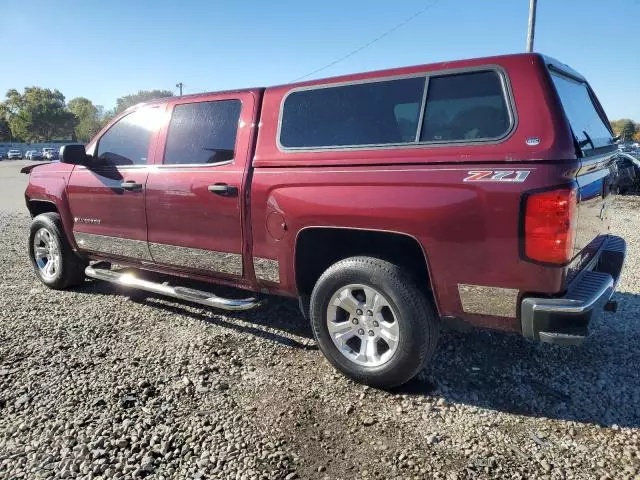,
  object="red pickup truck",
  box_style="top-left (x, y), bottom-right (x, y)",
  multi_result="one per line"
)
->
top-left (23, 53), bottom-right (626, 388)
